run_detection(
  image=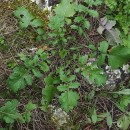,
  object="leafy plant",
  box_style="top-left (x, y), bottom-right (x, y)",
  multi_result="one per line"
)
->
top-left (117, 113), bottom-right (130, 130)
top-left (77, 54), bottom-right (107, 86)
top-left (14, 6), bottom-right (45, 41)
top-left (97, 41), bottom-right (130, 69)
top-left (14, 6), bottom-right (43, 28)
top-left (23, 102), bottom-right (37, 123)
top-left (41, 73), bottom-right (59, 110)
top-left (7, 49), bottom-right (50, 92)
top-left (104, 0), bottom-right (130, 34)
top-left (0, 100), bottom-right (21, 123)
top-left (57, 67), bottom-right (80, 112)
